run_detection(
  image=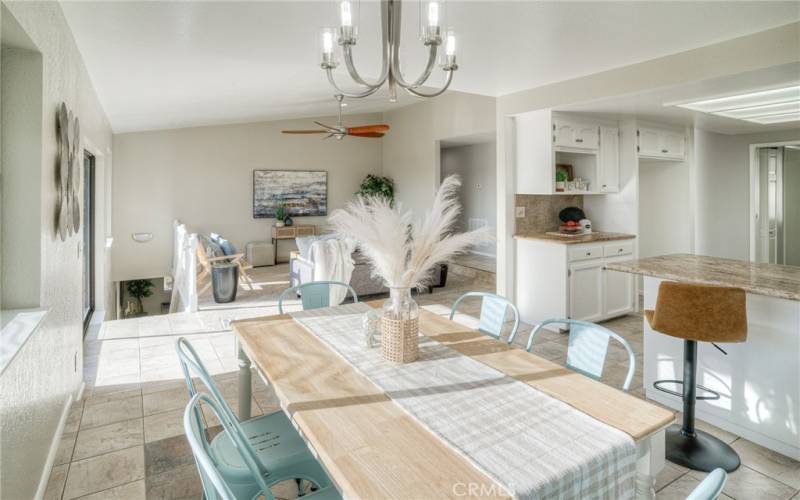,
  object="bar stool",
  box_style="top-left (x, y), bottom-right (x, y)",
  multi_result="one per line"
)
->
top-left (646, 281), bottom-right (747, 473)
